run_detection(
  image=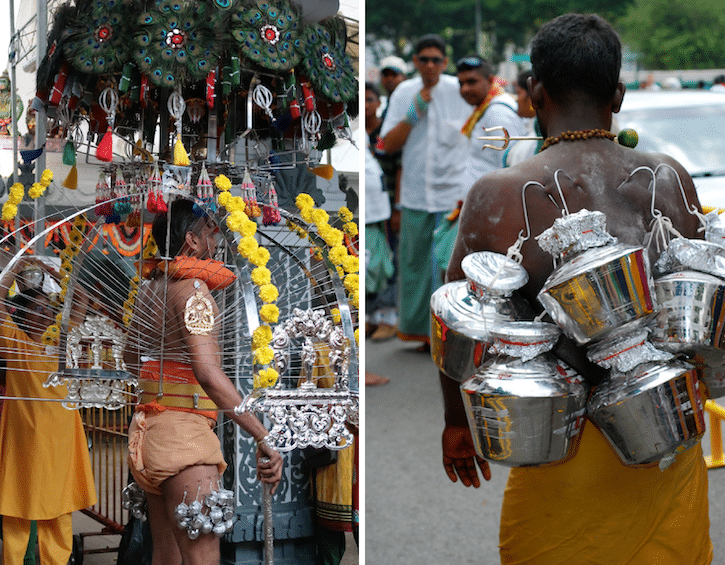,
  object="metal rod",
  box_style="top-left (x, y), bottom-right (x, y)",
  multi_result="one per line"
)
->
top-left (262, 457), bottom-right (274, 565)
